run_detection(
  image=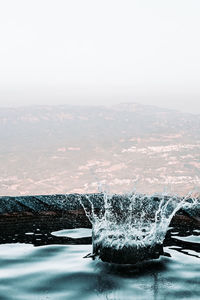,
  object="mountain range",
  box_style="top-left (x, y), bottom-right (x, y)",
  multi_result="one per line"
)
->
top-left (0, 103), bottom-right (200, 196)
